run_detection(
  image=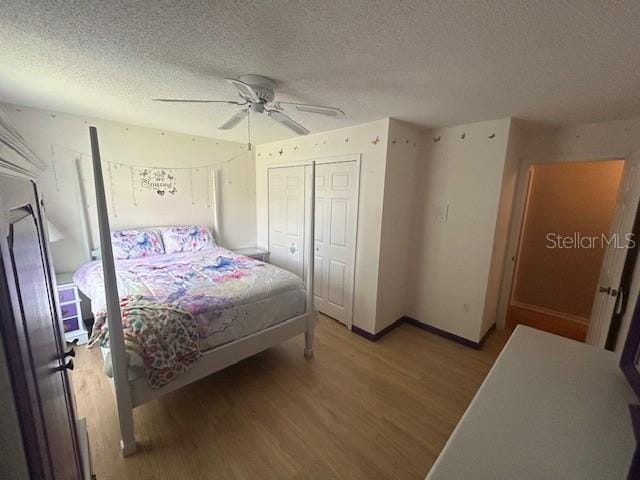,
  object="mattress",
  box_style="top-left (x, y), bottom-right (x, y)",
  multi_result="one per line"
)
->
top-left (74, 246), bottom-right (306, 380)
